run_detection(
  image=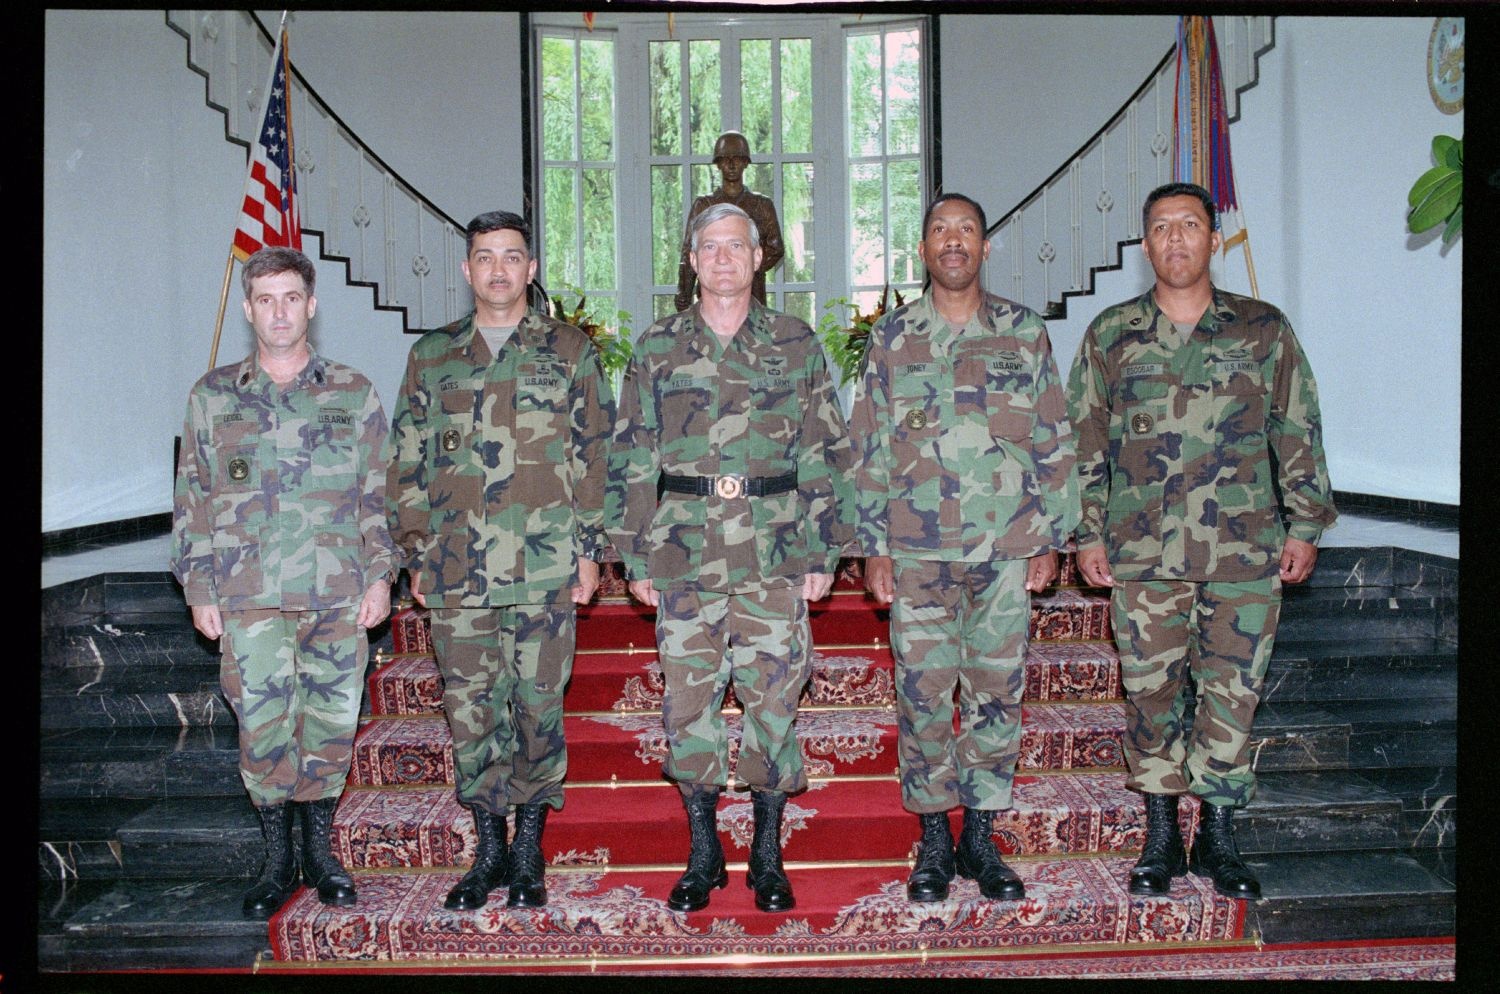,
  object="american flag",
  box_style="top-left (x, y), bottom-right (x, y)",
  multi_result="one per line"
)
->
top-left (232, 27), bottom-right (301, 261)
